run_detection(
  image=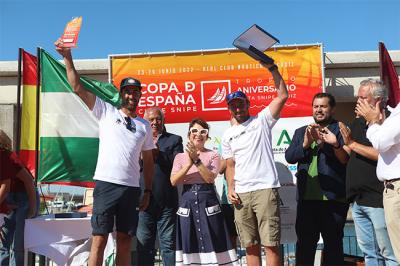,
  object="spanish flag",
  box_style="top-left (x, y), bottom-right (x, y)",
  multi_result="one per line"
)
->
top-left (19, 50), bottom-right (38, 177)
